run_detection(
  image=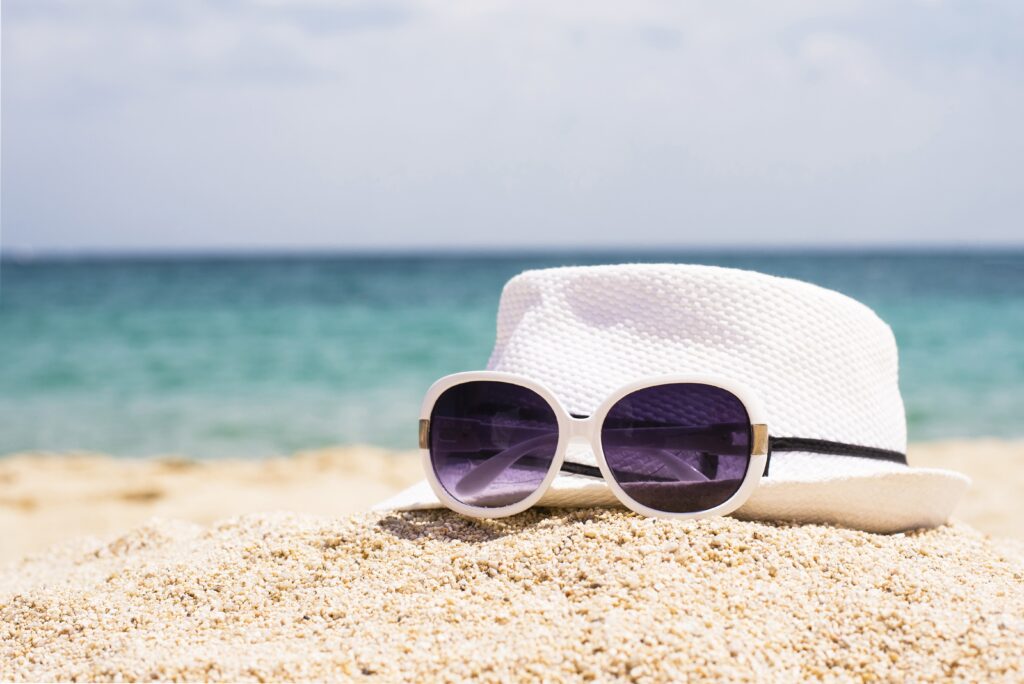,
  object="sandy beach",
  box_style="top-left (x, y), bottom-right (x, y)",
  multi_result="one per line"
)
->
top-left (3, 509), bottom-right (1023, 681)
top-left (2, 439), bottom-right (1022, 565)
top-left (0, 446), bottom-right (422, 564)
top-left (2, 440), bottom-right (1023, 681)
